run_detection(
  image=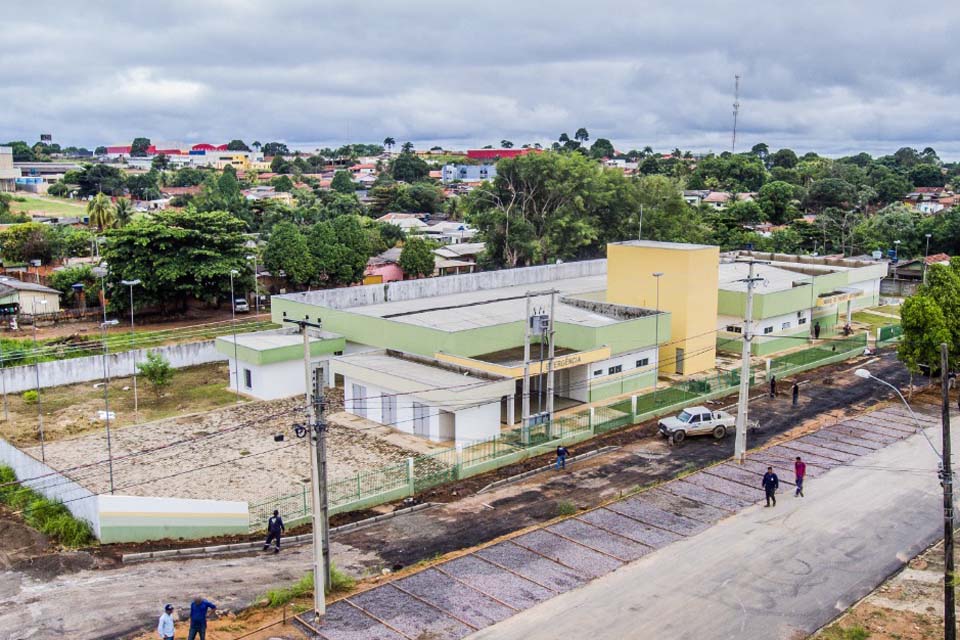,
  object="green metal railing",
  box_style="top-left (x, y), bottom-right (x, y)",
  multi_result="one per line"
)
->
top-left (877, 324), bottom-right (903, 346)
top-left (769, 333), bottom-right (867, 376)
